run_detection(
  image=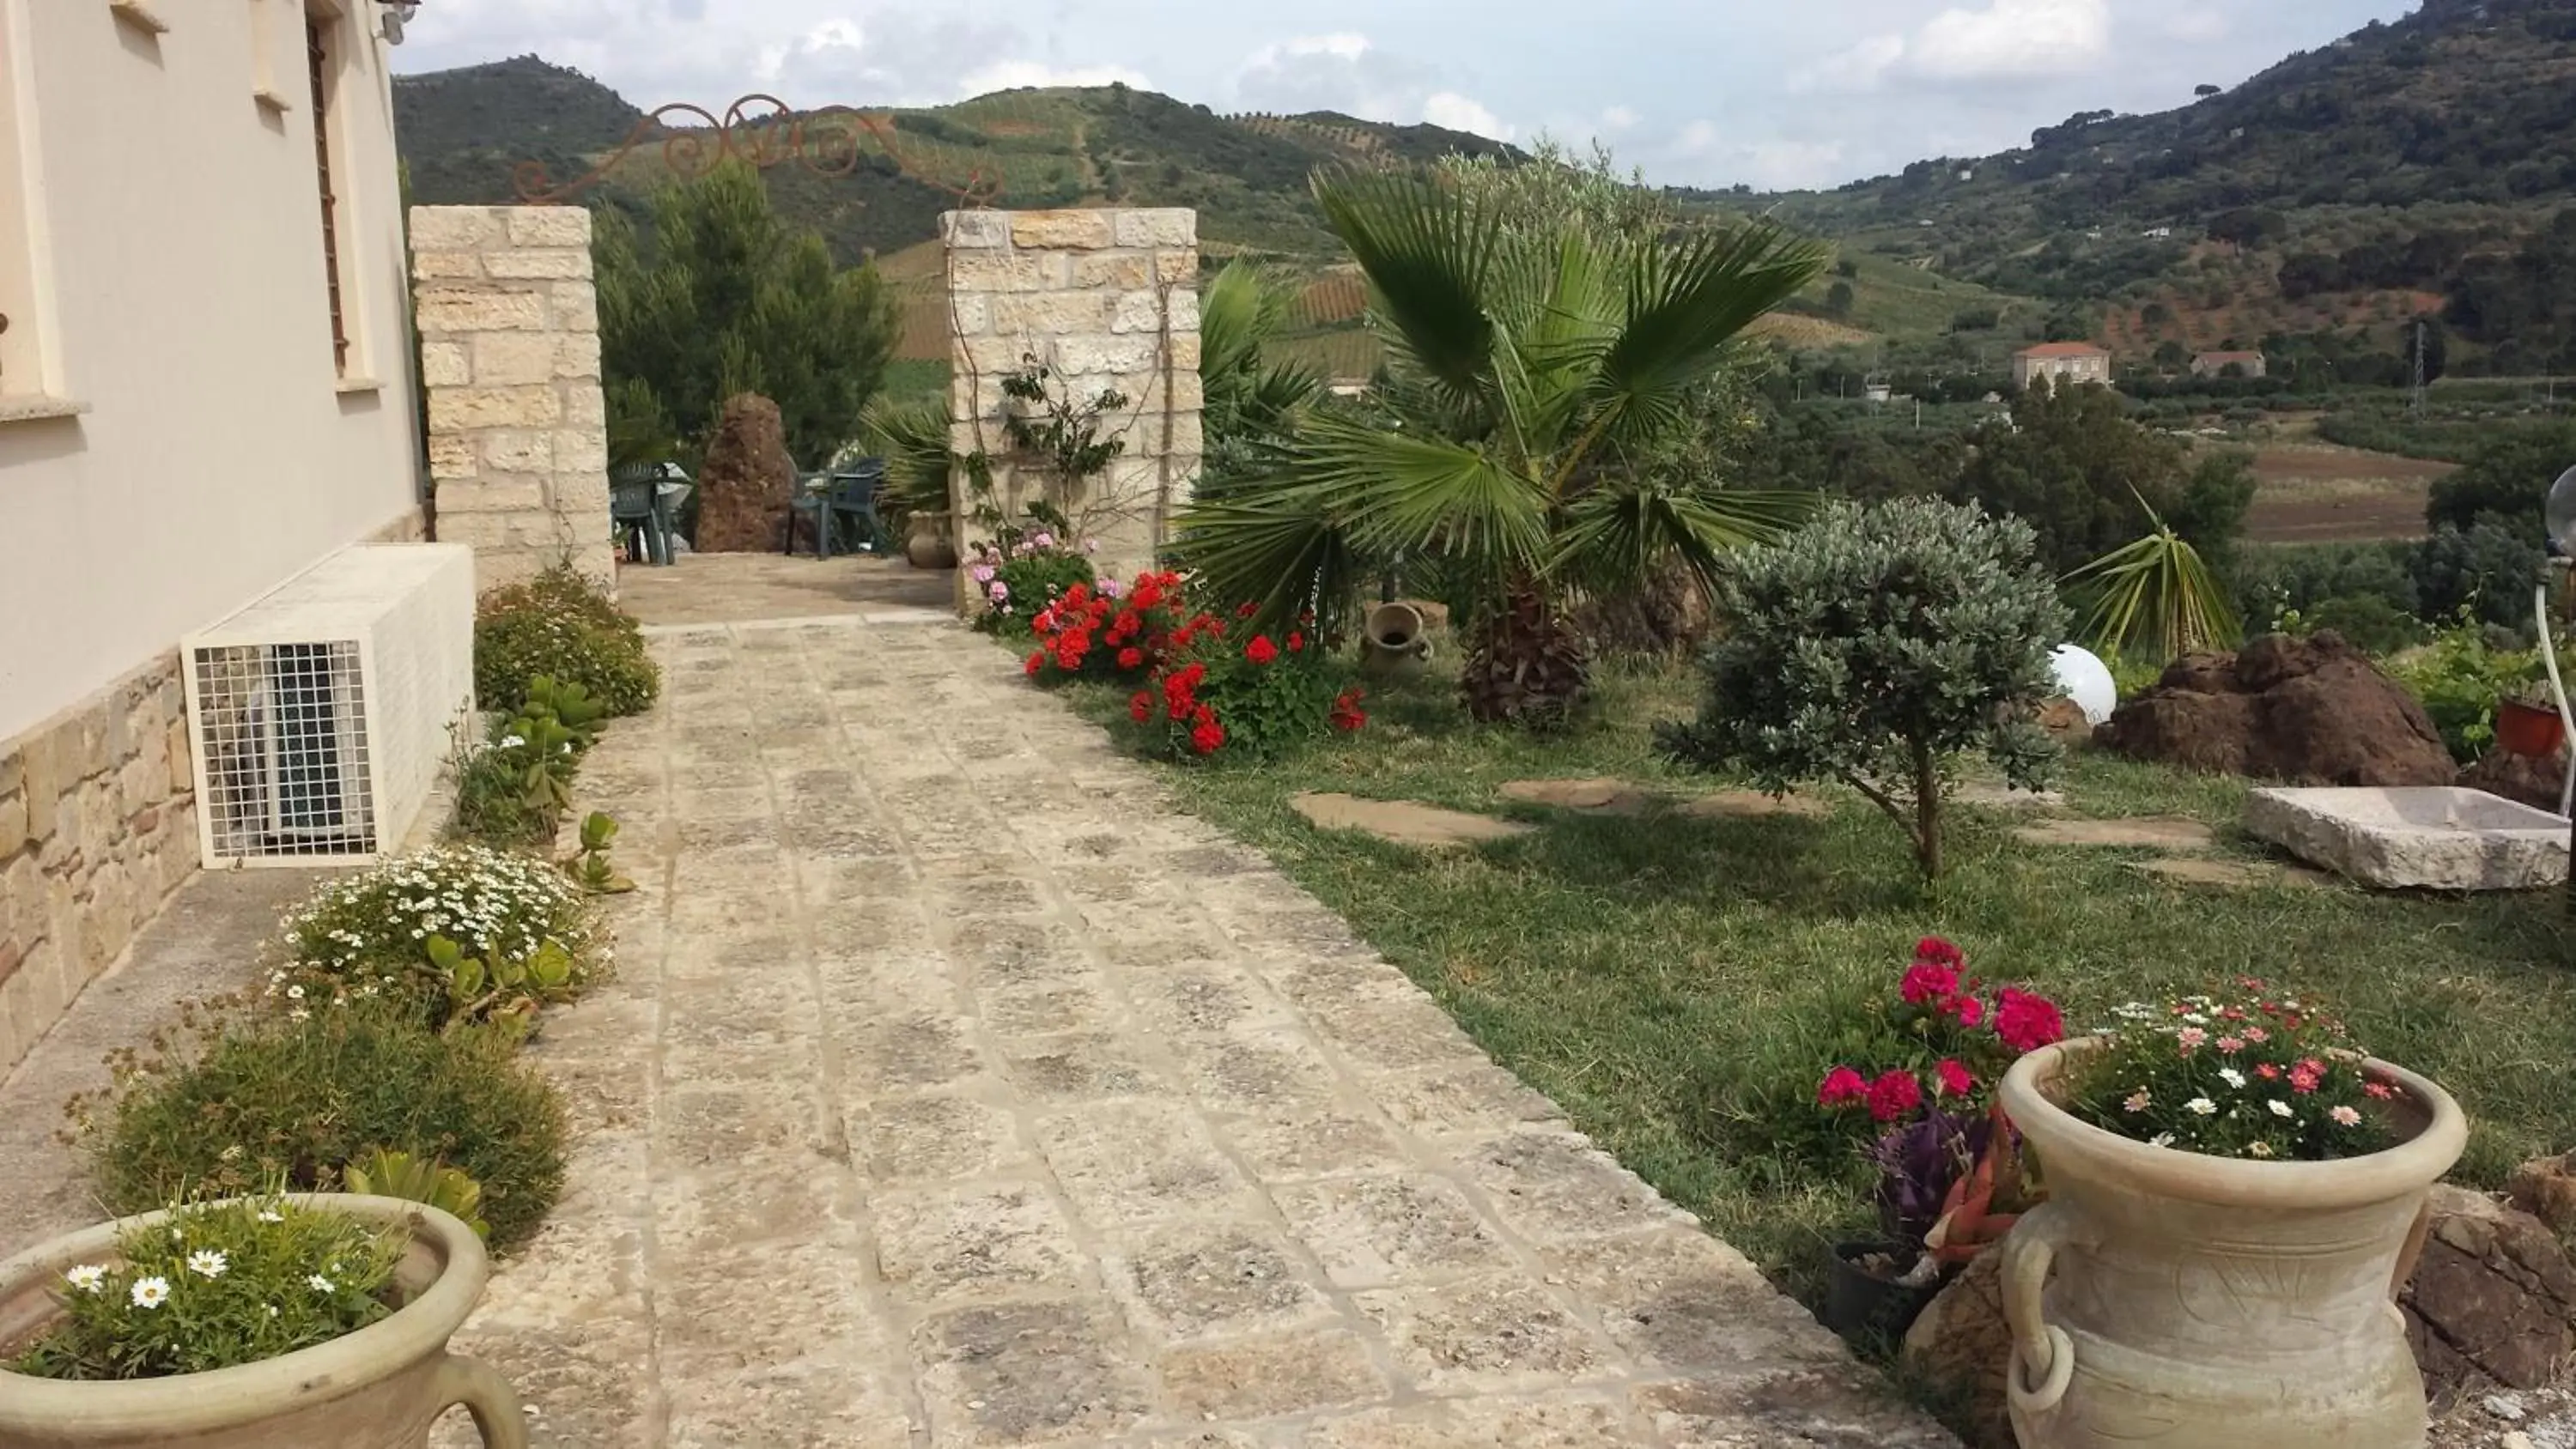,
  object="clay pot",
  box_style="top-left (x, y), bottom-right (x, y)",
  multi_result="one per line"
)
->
top-left (0, 1197), bottom-right (524, 1448)
top-left (1821, 1240), bottom-right (1943, 1346)
top-left (1996, 1043), bottom-right (2466, 1449)
top-left (1359, 602), bottom-right (1433, 681)
top-left (905, 516), bottom-right (958, 571)
top-left (2495, 699), bottom-right (2566, 760)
